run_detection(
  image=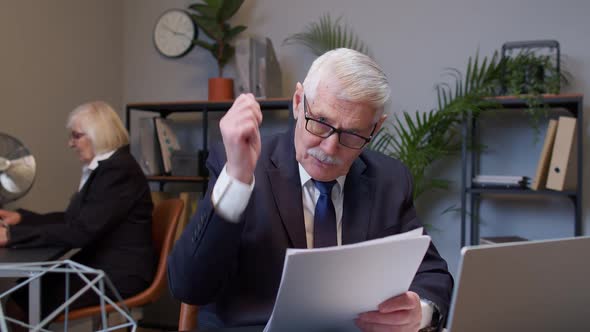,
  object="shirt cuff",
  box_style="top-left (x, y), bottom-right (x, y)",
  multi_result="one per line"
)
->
top-left (420, 299), bottom-right (434, 329)
top-left (211, 164), bottom-right (255, 223)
